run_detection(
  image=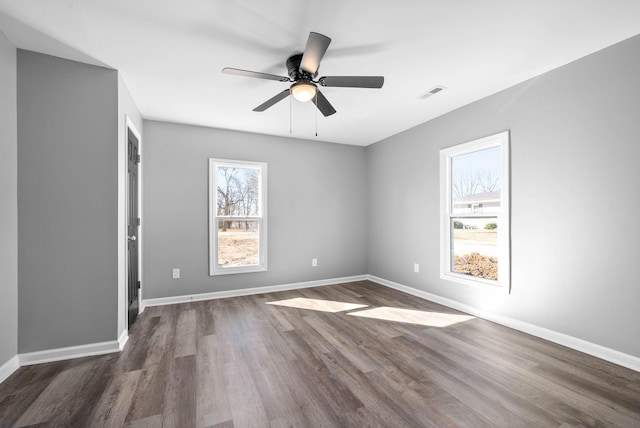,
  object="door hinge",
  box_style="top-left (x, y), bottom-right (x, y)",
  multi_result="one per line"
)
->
top-left (136, 154), bottom-right (141, 164)
top-left (137, 280), bottom-right (141, 290)
top-left (137, 217), bottom-right (141, 226)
